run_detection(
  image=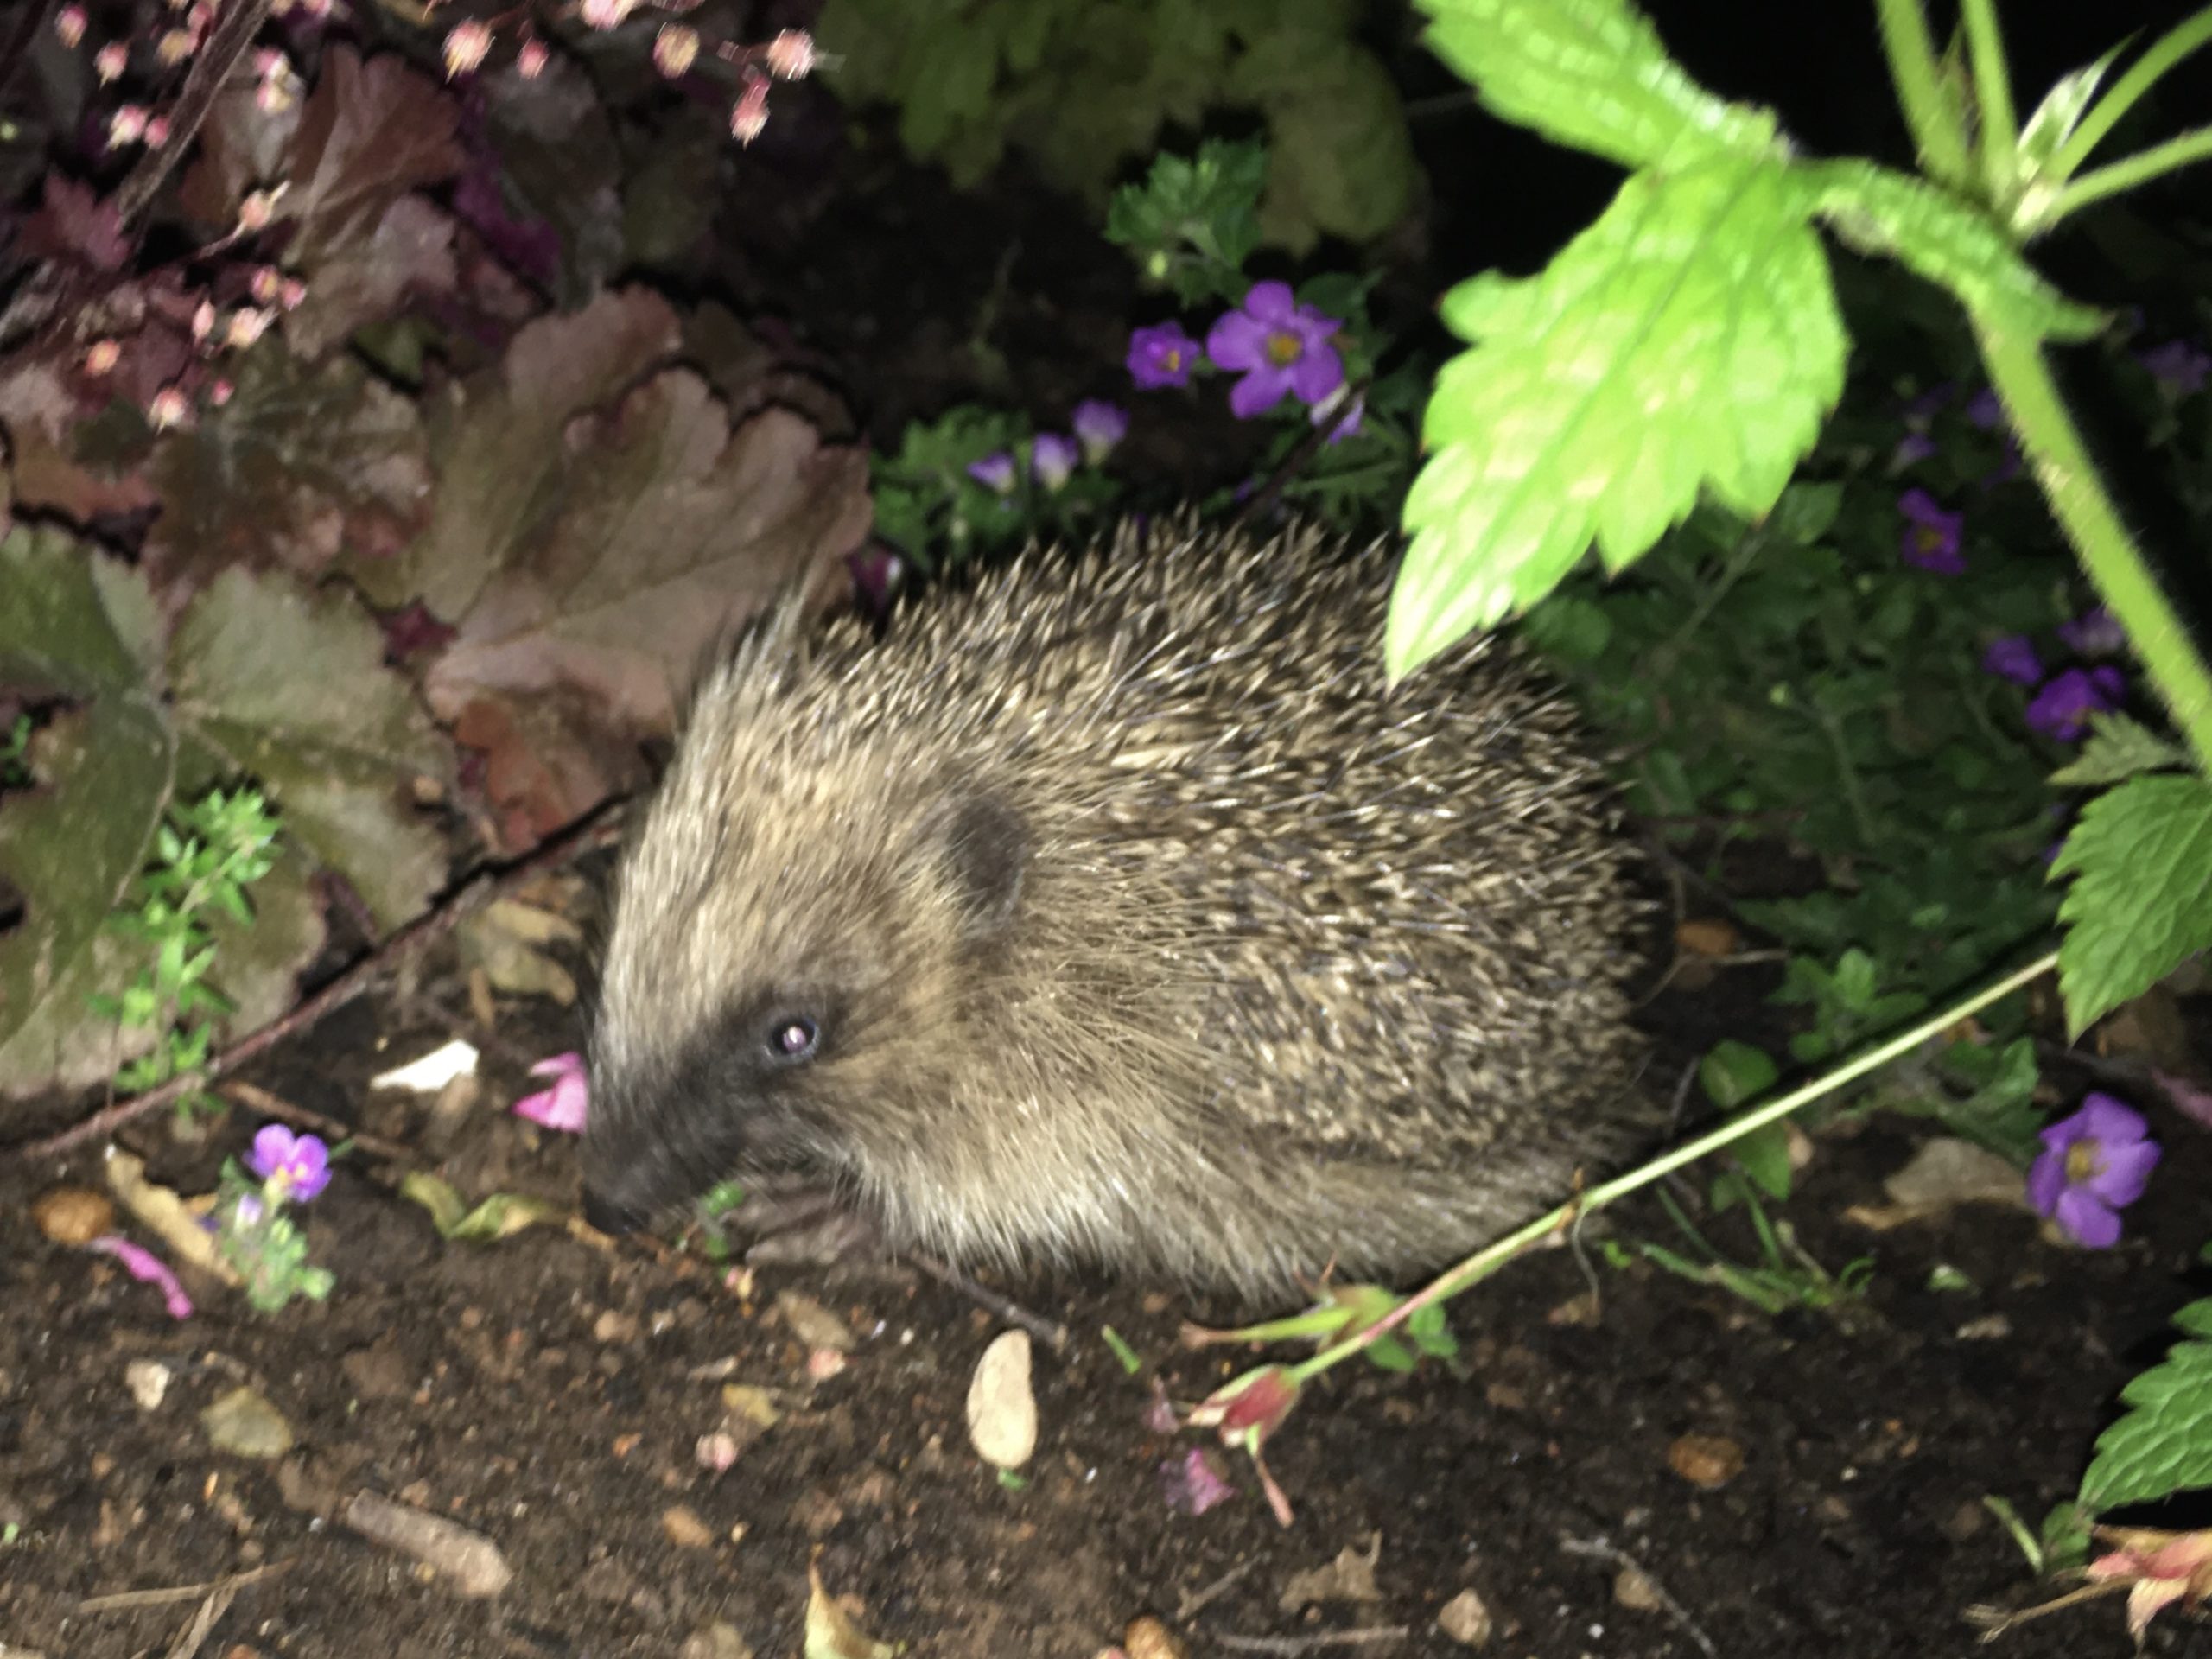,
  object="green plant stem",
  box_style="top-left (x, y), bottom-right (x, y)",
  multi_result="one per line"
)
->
top-left (2051, 7), bottom-right (2212, 181)
top-left (2045, 124), bottom-right (2212, 225)
top-left (1875, 0), bottom-right (1972, 188)
top-left (1973, 321), bottom-right (2212, 775)
top-left (1959, 0), bottom-right (2018, 194)
top-left (1287, 948), bottom-right (2060, 1387)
